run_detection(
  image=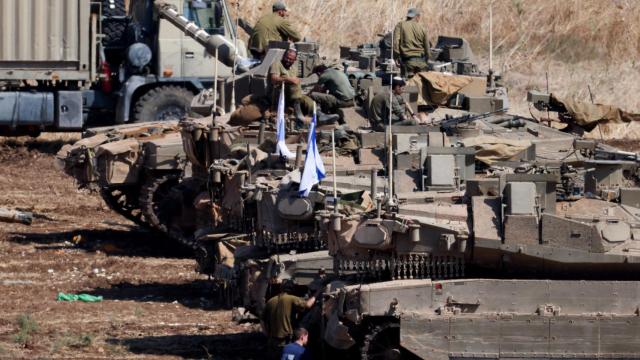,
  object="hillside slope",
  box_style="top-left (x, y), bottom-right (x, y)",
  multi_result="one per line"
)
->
top-left (231, 0), bottom-right (640, 116)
